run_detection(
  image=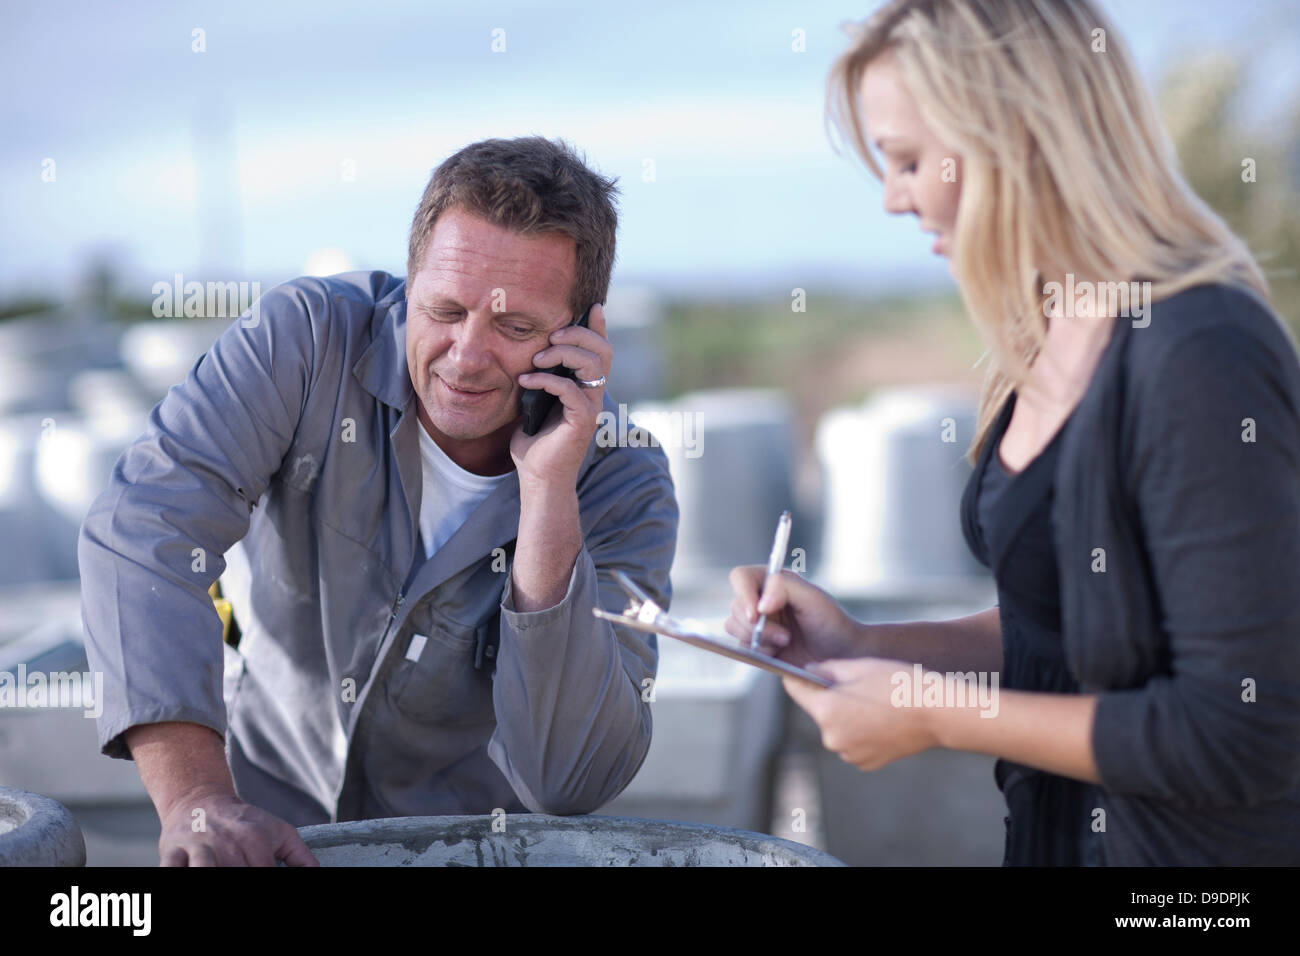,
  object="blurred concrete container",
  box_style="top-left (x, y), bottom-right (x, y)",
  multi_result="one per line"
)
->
top-left (0, 311), bottom-right (122, 416)
top-left (810, 723), bottom-right (1006, 865)
top-left (598, 391), bottom-right (798, 833)
top-left (0, 414), bottom-right (82, 584)
top-left (26, 369), bottom-right (155, 575)
top-left (601, 594), bottom-right (784, 832)
top-left (0, 787), bottom-right (86, 867)
top-left (119, 317), bottom-right (230, 400)
top-left (0, 357), bottom-right (70, 417)
top-left (634, 389), bottom-right (797, 581)
top-left (0, 691), bottom-right (150, 805)
top-left (31, 427), bottom-right (112, 581)
top-left (786, 599), bottom-right (1005, 867)
top-left (810, 387), bottom-right (1003, 864)
top-left (0, 368), bottom-right (155, 586)
top-left (66, 368), bottom-right (157, 431)
top-left (816, 385), bottom-right (989, 604)
top-left (0, 604), bottom-right (149, 805)
top-left (0, 593), bottom-right (158, 866)
top-left (299, 813), bottom-right (843, 866)
top-left (602, 284), bottom-right (666, 404)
